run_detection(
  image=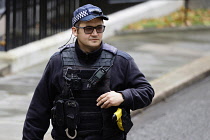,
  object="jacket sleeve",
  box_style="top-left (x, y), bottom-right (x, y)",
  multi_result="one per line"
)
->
top-left (119, 57), bottom-right (155, 111)
top-left (22, 55), bottom-right (59, 140)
